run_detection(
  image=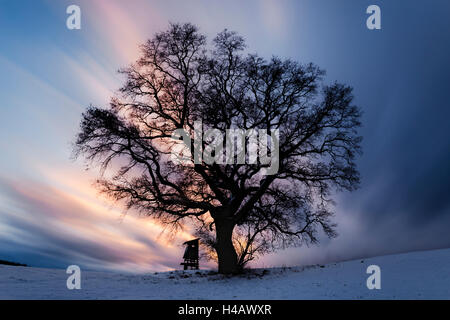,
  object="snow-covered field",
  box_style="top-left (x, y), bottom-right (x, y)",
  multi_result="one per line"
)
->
top-left (1, 248), bottom-right (449, 299)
